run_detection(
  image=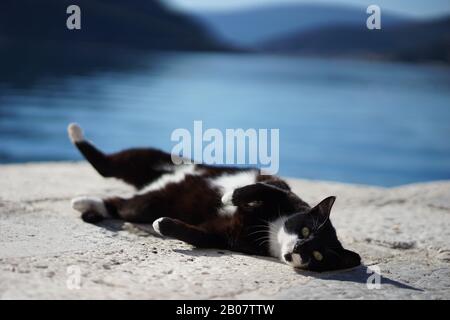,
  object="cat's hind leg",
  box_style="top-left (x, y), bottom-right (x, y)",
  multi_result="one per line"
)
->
top-left (152, 217), bottom-right (227, 249)
top-left (71, 196), bottom-right (112, 223)
top-left (71, 193), bottom-right (165, 224)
